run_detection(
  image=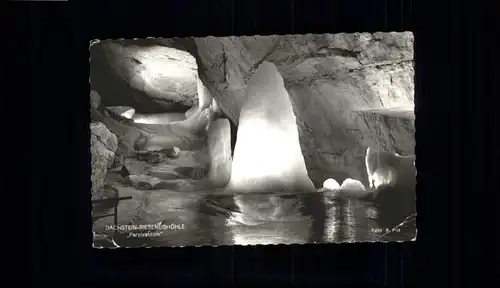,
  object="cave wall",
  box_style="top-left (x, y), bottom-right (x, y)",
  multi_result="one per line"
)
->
top-left (191, 32), bottom-right (415, 187)
top-left (90, 40), bottom-right (199, 113)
